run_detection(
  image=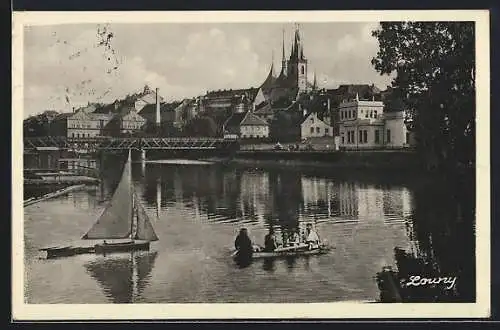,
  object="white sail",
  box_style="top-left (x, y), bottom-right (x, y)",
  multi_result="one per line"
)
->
top-left (82, 151), bottom-right (133, 239)
top-left (134, 192), bottom-right (159, 241)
